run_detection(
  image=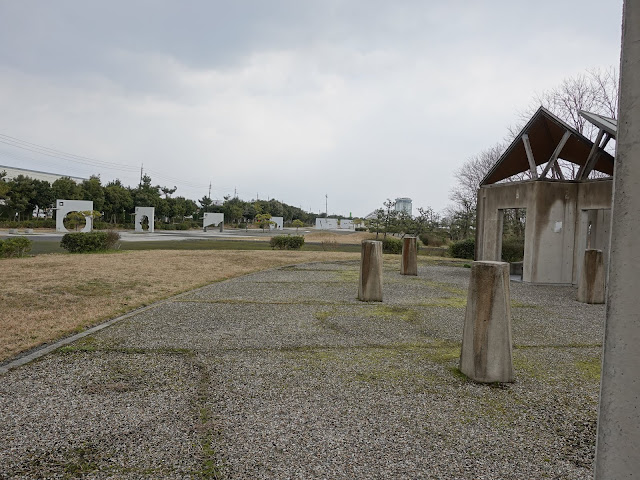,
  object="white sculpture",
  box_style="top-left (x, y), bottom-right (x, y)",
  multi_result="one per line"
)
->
top-left (270, 216), bottom-right (284, 230)
top-left (339, 219), bottom-right (355, 230)
top-left (55, 199), bottom-right (94, 233)
top-left (203, 212), bottom-right (224, 230)
top-left (134, 207), bottom-right (155, 233)
top-left (316, 218), bottom-right (338, 230)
